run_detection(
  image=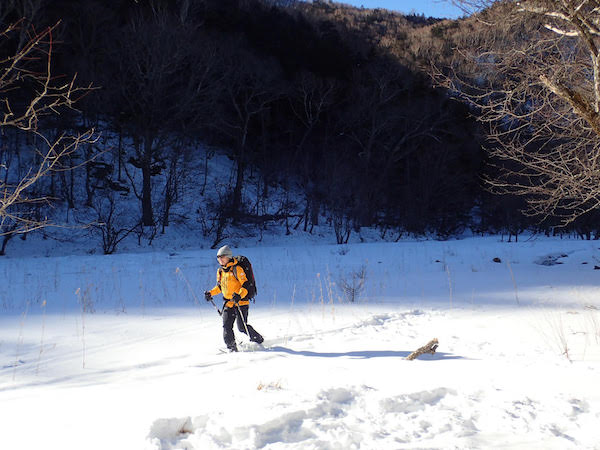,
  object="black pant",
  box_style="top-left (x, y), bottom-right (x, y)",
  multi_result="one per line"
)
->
top-left (222, 304), bottom-right (263, 350)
